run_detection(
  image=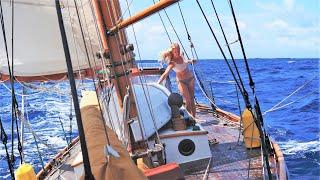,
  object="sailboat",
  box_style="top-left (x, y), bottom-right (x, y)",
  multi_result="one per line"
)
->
top-left (0, 0), bottom-right (289, 179)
